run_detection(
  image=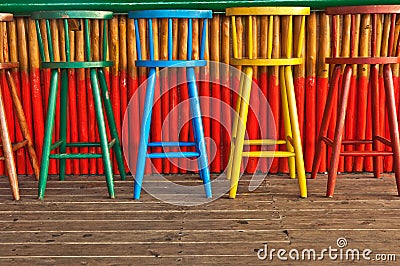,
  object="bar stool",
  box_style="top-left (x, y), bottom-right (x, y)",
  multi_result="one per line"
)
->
top-left (0, 13), bottom-right (40, 200)
top-left (226, 7), bottom-right (309, 199)
top-left (32, 11), bottom-right (126, 199)
top-left (311, 5), bottom-right (400, 197)
top-left (128, 10), bottom-right (212, 199)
